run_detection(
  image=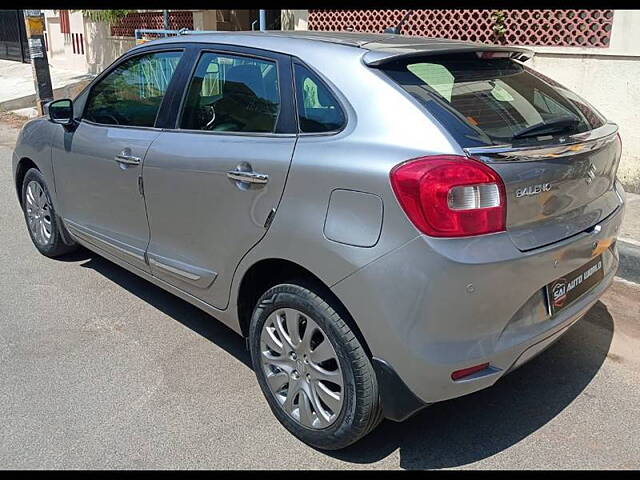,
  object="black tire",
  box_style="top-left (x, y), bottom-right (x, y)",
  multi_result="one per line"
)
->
top-left (21, 168), bottom-right (77, 258)
top-left (249, 282), bottom-right (383, 450)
